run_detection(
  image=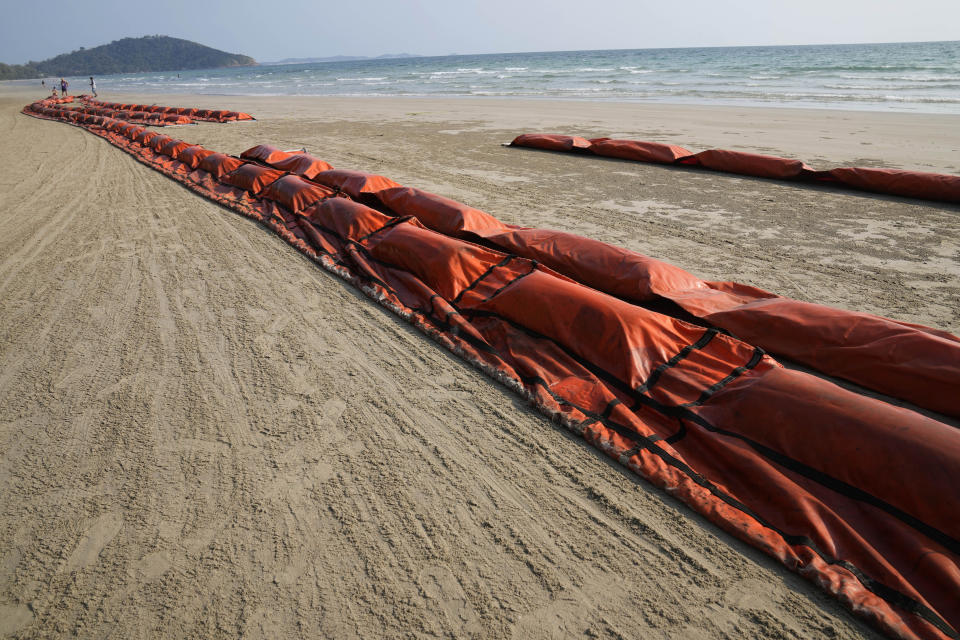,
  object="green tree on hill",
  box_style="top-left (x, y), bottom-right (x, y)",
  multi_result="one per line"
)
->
top-left (0, 62), bottom-right (39, 81)
top-left (0, 35), bottom-right (255, 80)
